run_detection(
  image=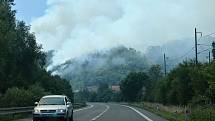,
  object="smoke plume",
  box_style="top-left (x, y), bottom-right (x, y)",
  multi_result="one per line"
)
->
top-left (31, 0), bottom-right (215, 65)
